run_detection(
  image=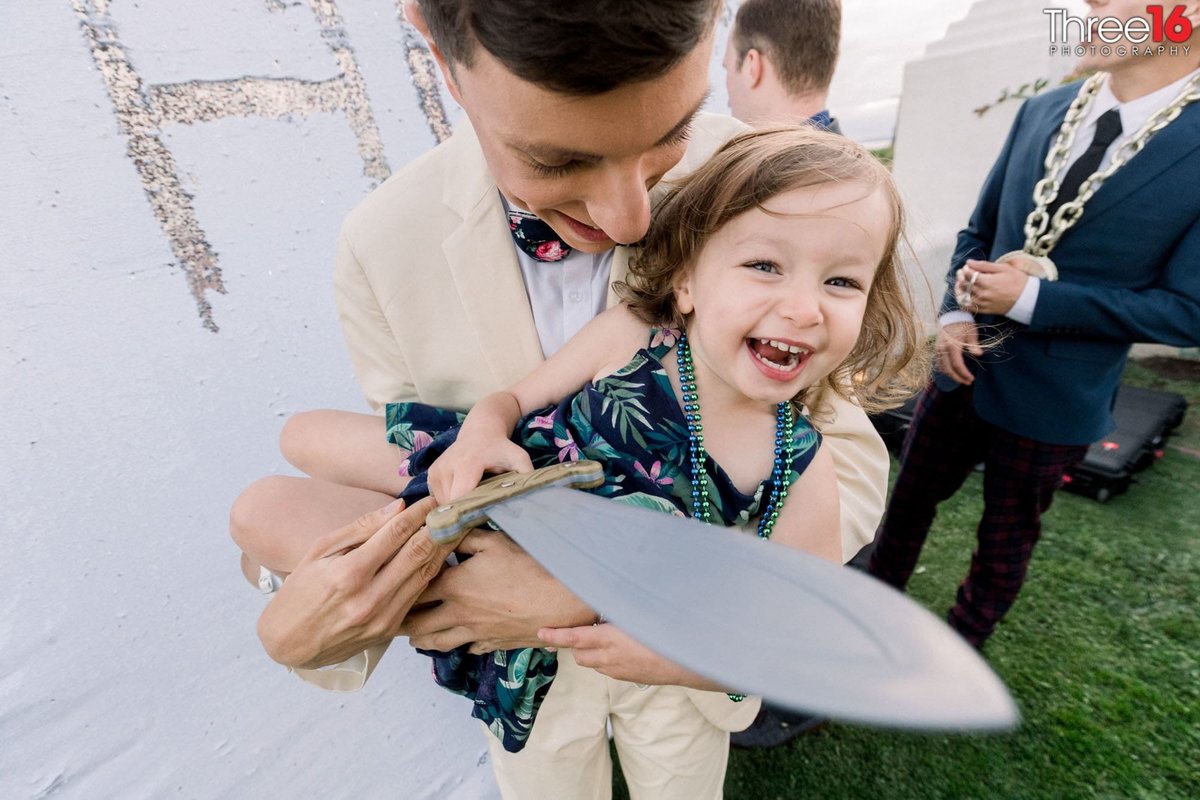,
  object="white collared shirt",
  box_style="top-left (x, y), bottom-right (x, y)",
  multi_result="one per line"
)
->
top-left (943, 67), bottom-right (1200, 328)
top-left (1065, 67), bottom-right (1200, 171)
top-left (503, 196), bottom-right (614, 357)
